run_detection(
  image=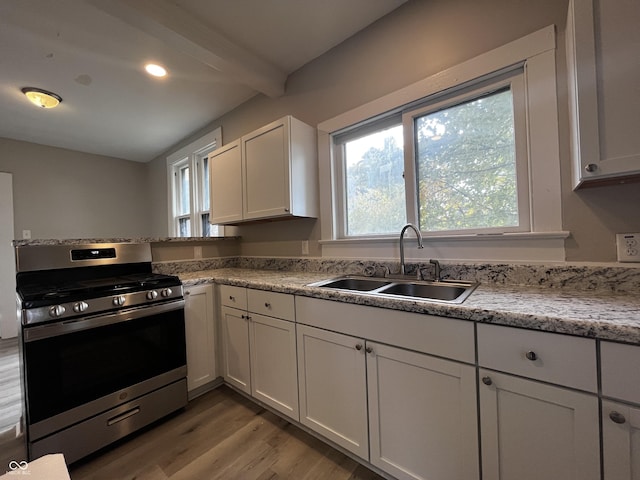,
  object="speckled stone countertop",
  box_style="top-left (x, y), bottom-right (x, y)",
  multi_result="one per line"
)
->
top-left (177, 267), bottom-right (640, 345)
